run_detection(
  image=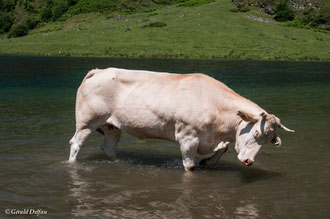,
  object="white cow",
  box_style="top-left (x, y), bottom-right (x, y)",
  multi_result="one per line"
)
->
top-left (69, 68), bottom-right (294, 171)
